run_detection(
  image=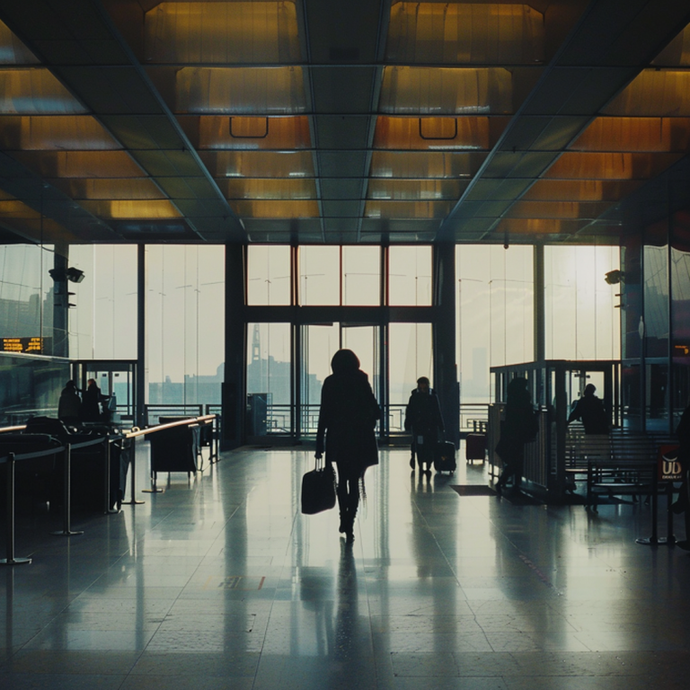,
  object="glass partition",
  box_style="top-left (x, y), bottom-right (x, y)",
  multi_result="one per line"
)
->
top-left (299, 246), bottom-right (339, 305)
top-left (146, 245), bottom-right (224, 406)
top-left (389, 245), bottom-right (432, 305)
top-left (68, 244), bottom-right (137, 359)
top-left (544, 245), bottom-right (620, 360)
top-left (0, 242), bottom-right (56, 354)
top-left (247, 244), bottom-right (291, 305)
top-left (247, 322), bottom-right (291, 434)
top-left (0, 352), bottom-right (69, 424)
